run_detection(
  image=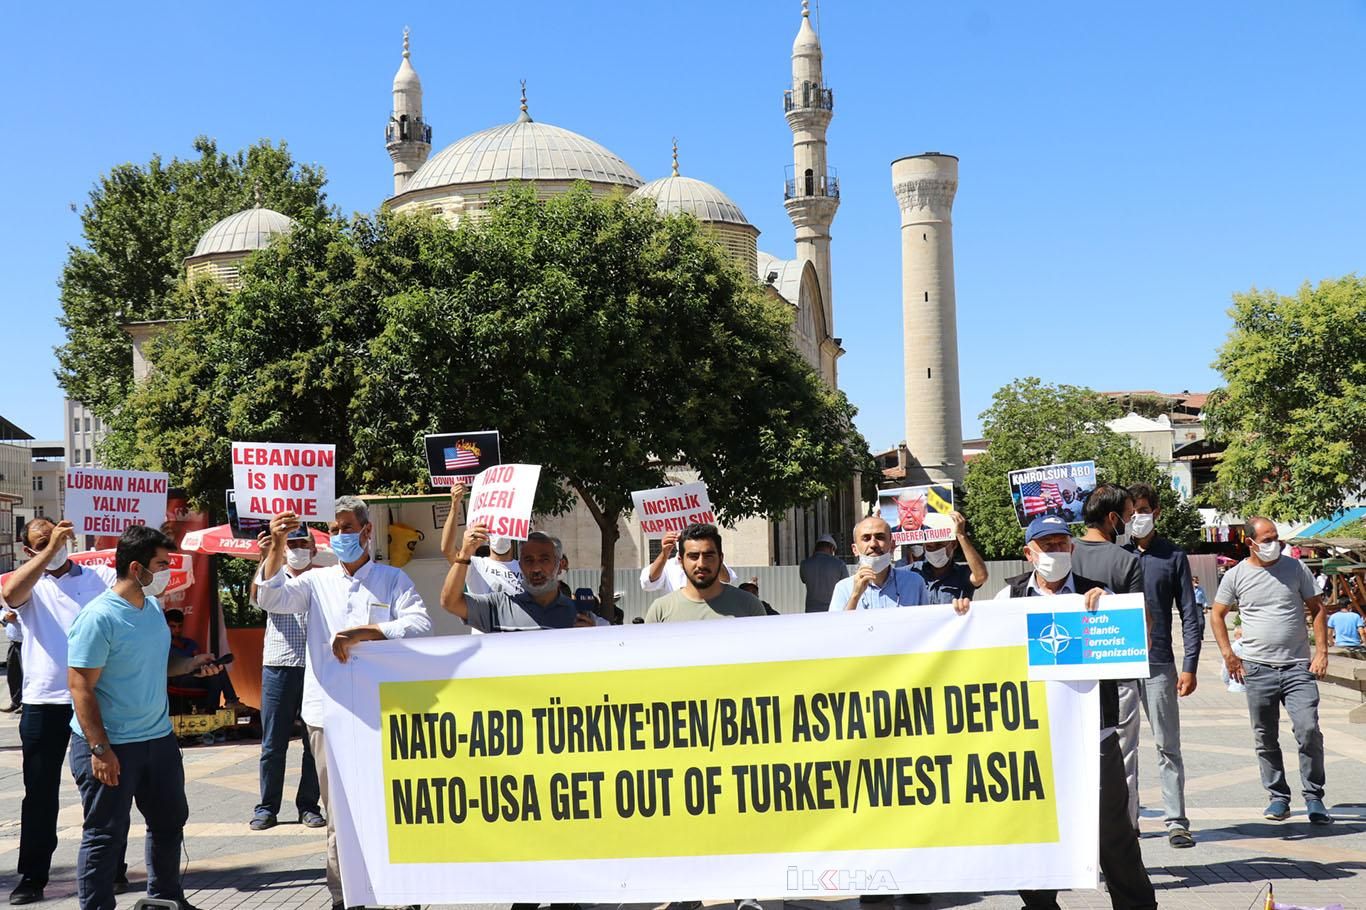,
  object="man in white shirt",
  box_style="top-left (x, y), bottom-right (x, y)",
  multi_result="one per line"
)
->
top-left (1, 519), bottom-right (117, 905)
top-left (639, 529), bottom-right (738, 593)
top-left (440, 484), bottom-right (523, 595)
top-left (256, 496), bottom-right (431, 910)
